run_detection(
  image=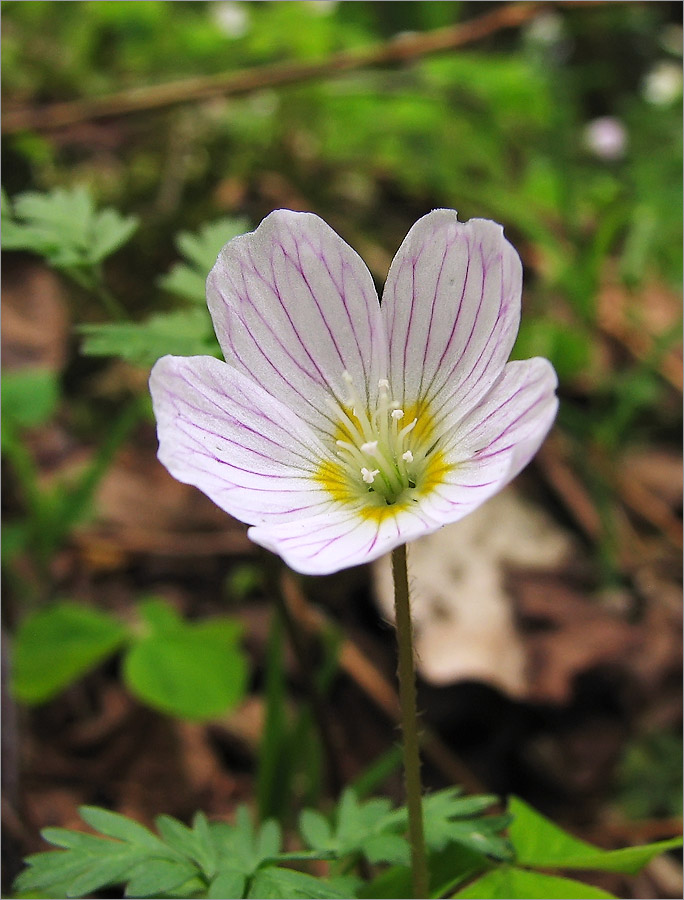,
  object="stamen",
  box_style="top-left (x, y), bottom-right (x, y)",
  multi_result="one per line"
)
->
top-left (328, 373), bottom-right (428, 505)
top-left (398, 418), bottom-right (418, 440)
